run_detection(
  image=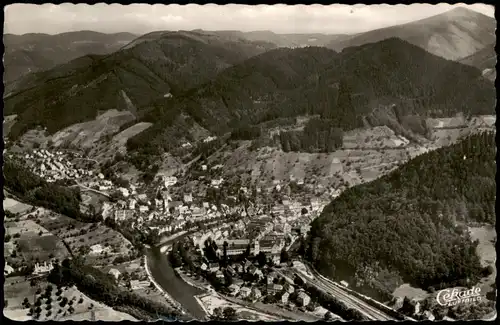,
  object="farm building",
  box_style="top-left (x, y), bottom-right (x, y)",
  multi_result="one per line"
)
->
top-left (297, 292), bottom-right (311, 306)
